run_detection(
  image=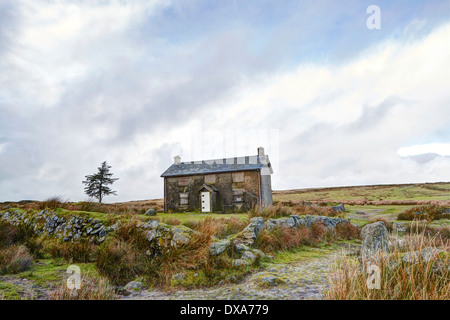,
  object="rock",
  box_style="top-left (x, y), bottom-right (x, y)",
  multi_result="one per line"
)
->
top-left (241, 251), bottom-right (256, 261)
top-left (332, 203), bottom-right (345, 212)
top-left (361, 221), bottom-right (389, 255)
top-left (232, 259), bottom-right (252, 267)
top-left (144, 209), bottom-right (157, 216)
top-left (210, 239), bottom-right (230, 255)
top-left (143, 220), bottom-right (159, 229)
top-left (172, 273), bottom-right (186, 281)
top-left (171, 232), bottom-right (190, 246)
top-left (145, 229), bottom-right (161, 241)
top-left (255, 274), bottom-right (285, 286)
top-left (252, 249), bottom-right (266, 258)
top-left (234, 243), bottom-right (250, 252)
top-left (90, 228), bottom-right (101, 235)
top-left (393, 222), bottom-right (407, 235)
top-left (264, 219), bottom-right (278, 230)
top-left (276, 217), bottom-right (297, 228)
top-left (238, 217), bottom-right (265, 245)
top-left (124, 281), bottom-right (143, 291)
top-left (402, 247), bottom-right (443, 264)
top-left (93, 223), bottom-right (102, 229)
